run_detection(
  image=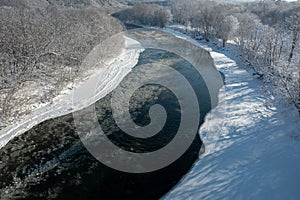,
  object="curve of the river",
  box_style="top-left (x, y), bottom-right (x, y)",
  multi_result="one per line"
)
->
top-left (0, 29), bottom-right (222, 199)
